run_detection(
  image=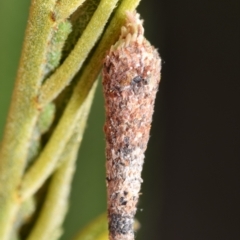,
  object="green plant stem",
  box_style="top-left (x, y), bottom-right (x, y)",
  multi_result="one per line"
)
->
top-left (0, 0), bottom-right (140, 238)
top-left (26, 140), bottom-right (77, 240)
top-left (69, 0), bottom-right (142, 100)
top-left (54, 0), bottom-right (86, 20)
top-left (0, 1), bottom-right (57, 239)
top-left (26, 84), bottom-right (96, 240)
top-left (20, 81), bottom-right (98, 201)
top-left (39, 0), bottom-right (119, 107)
top-left (21, 0), bottom-right (140, 203)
